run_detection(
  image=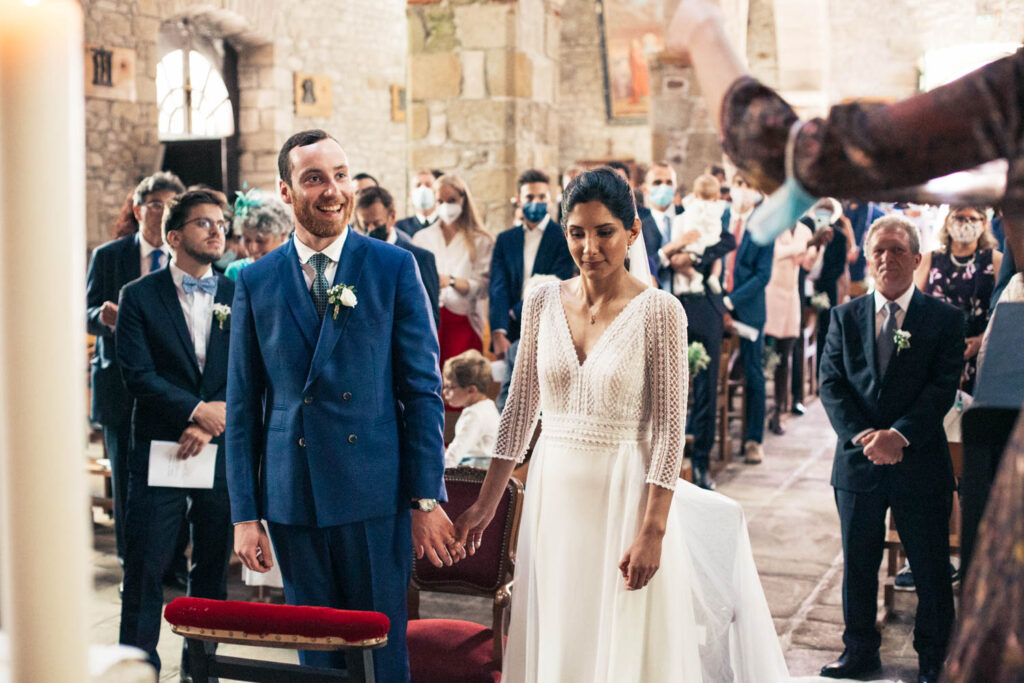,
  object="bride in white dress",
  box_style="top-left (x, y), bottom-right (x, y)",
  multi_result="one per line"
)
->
top-left (454, 169), bottom-right (882, 682)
